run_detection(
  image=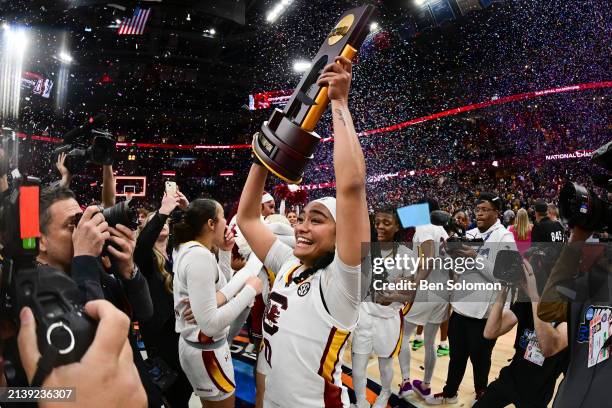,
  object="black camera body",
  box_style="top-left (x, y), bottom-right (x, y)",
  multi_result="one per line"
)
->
top-left (16, 266), bottom-right (97, 366)
top-left (73, 199), bottom-right (139, 231)
top-left (559, 141), bottom-right (612, 232)
top-left (430, 210), bottom-right (466, 237)
top-left (0, 133), bottom-right (97, 381)
top-left (51, 114), bottom-right (114, 175)
top-left (52, 130), bottom-right (115, 175)
top-left (493, 249), bottom-right (525, 284)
